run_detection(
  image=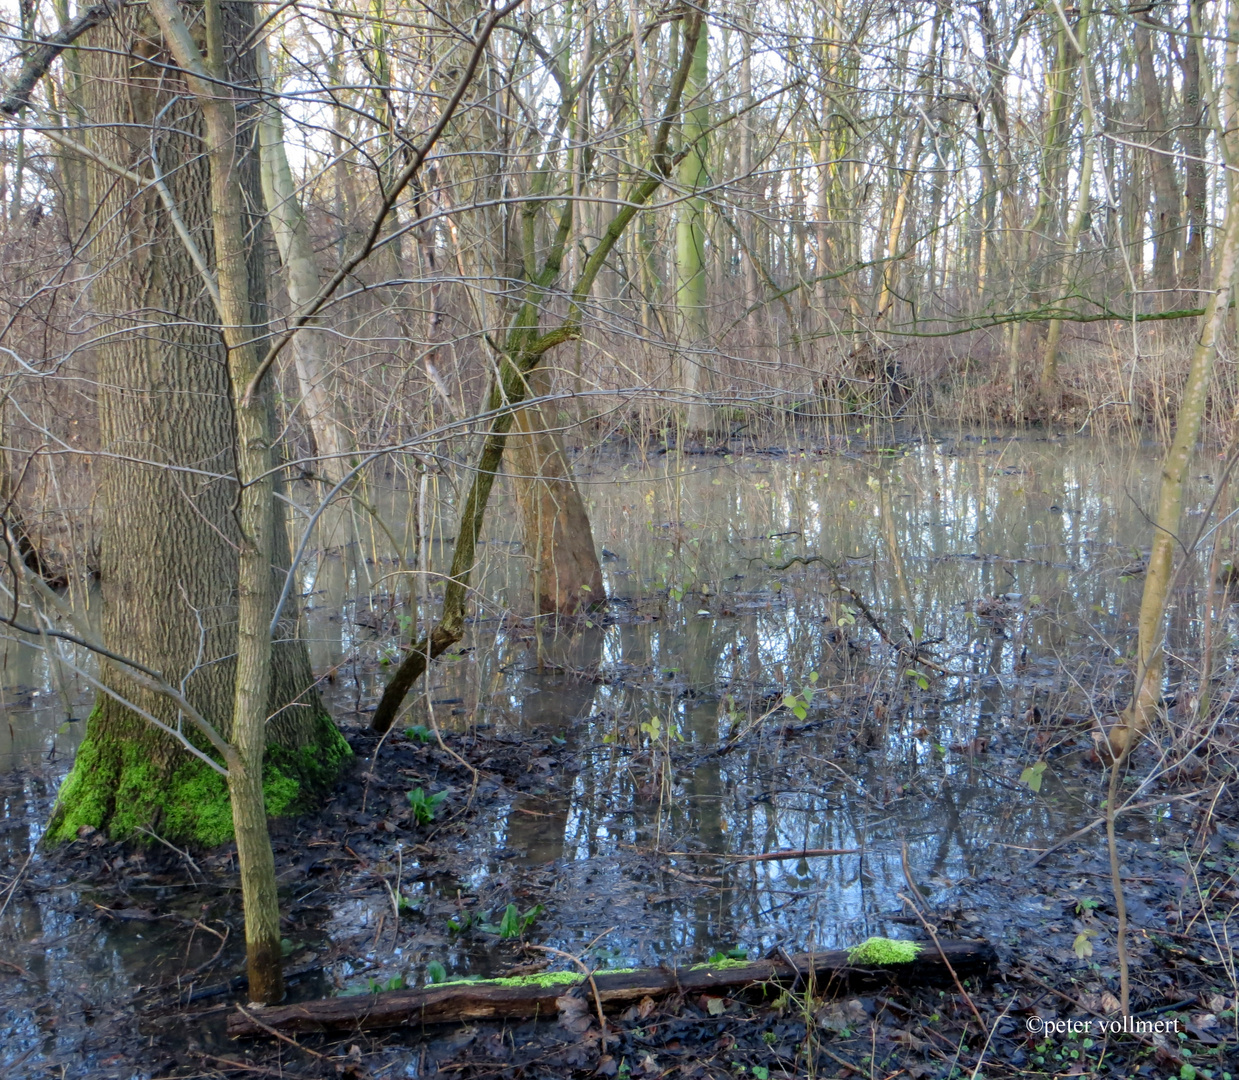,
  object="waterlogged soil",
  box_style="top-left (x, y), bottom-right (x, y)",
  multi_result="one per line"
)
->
top-left (2, 429), bottom-right (1239, 1078)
